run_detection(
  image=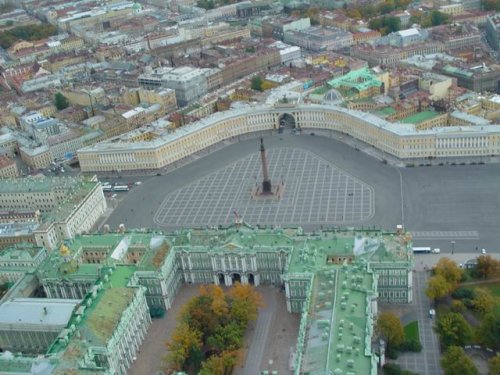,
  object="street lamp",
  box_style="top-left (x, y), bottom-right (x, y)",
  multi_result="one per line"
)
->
top-left (450, 240), bottom-right (456, 255)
